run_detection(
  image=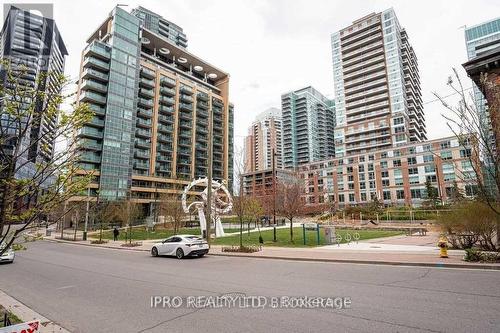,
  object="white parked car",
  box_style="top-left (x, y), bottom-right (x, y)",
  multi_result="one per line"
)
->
top-left (0, 245), bottom-right (15, 264)
top-left (151, 235), bottom-right (209, 259)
